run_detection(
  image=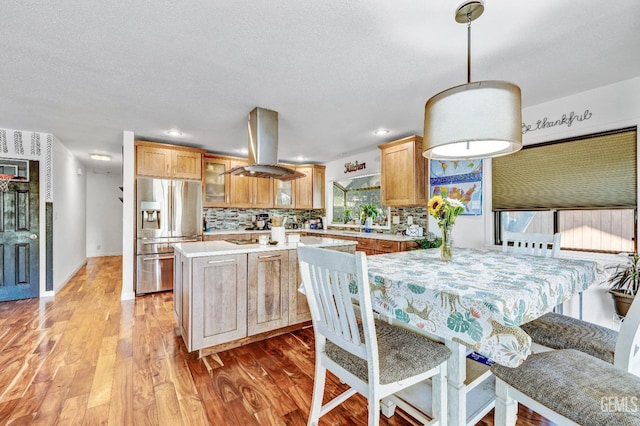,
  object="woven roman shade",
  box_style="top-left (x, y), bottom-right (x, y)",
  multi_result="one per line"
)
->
top-left (493, 129), bottom-right (637, 211)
